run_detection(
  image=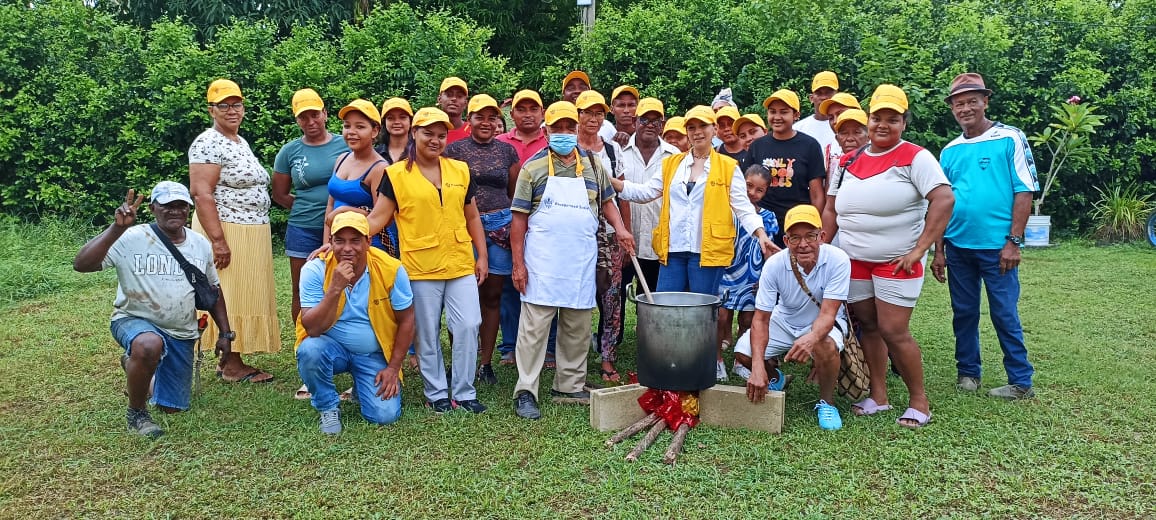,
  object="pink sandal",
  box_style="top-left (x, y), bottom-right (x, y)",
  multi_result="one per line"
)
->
top-left (852, 397), bottom-right (893, 416)
top-left (897, 407), bottom-right (932, 429)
